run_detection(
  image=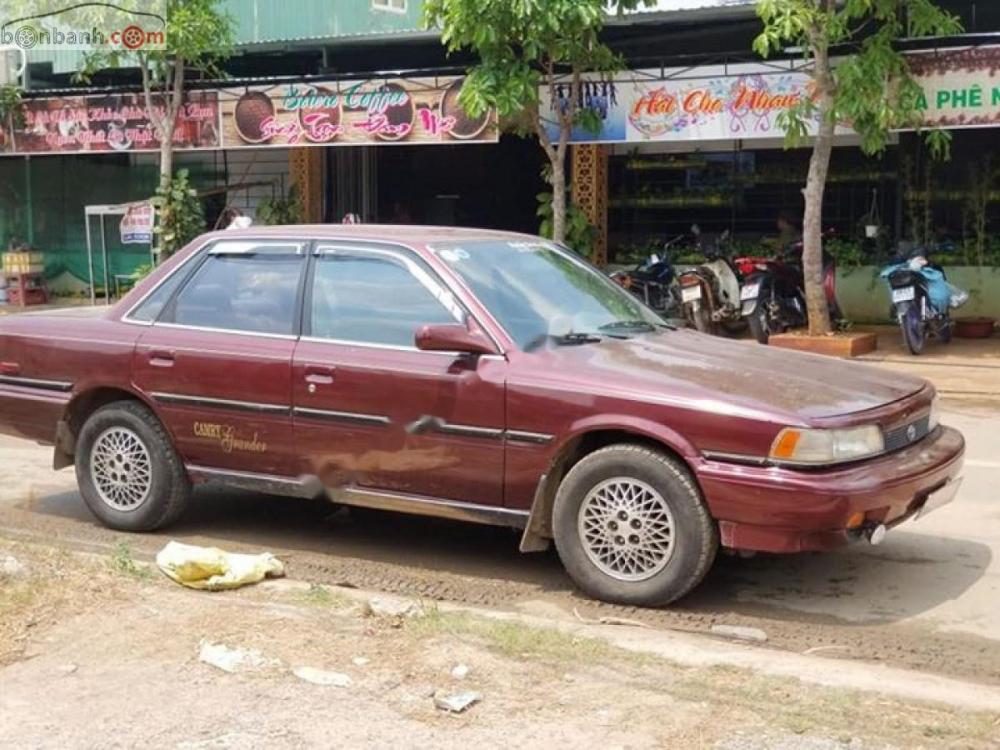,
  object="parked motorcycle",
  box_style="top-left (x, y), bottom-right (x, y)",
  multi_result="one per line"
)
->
top-left (737, 233), bottom-right (841, 345)
top-left (880, 248), bottom-right (967, 355)
top-left (677, 225), bottom-right (746, 335)
top-left (610, 234), bottom-right (685, 316)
